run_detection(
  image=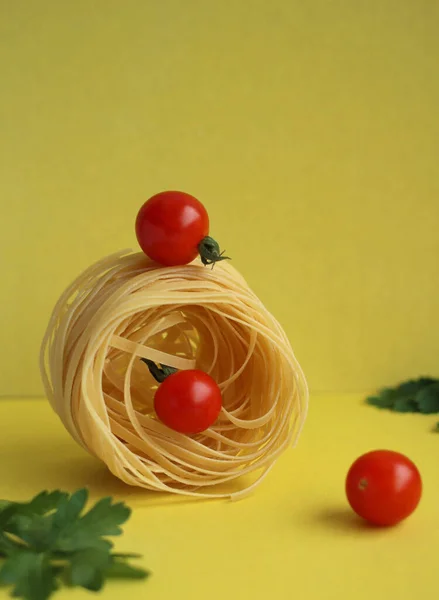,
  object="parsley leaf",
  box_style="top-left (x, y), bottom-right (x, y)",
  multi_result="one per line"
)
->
top-left (366, 388), bottom-right (399, 409)
top-left (106, 558), bottom-right (150, 579)
top-left (67, 547), bottom-right (111, 591)
top-left (366, 393), bottom-right (396, 409)
top-left (26, 492), bottom-right (69, 516)
top-left (366, 377), bottom-right (439, 414)
top-left (393, 398), bottom-right (419, 413)
top-left (0, 552), bottom-right (57, 600)
top-left (0, 489), bottom-right (149, 600)
top-left (397, 378), bottom-right (437, 395)
top-left (55, 493), bottom-right (131, 553)
top-left (415, 383), bottom-right (439, 414)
